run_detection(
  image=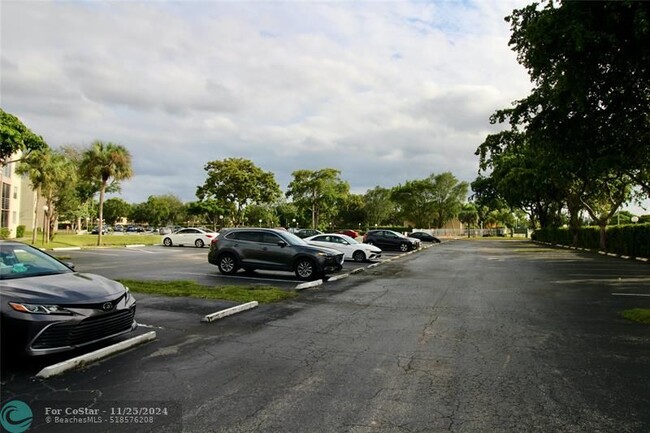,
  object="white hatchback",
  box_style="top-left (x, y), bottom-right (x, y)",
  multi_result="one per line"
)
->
top-left (162, 227), bottom-right (217, 248)
top-left (305, 233), bottom-right (382, 262)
